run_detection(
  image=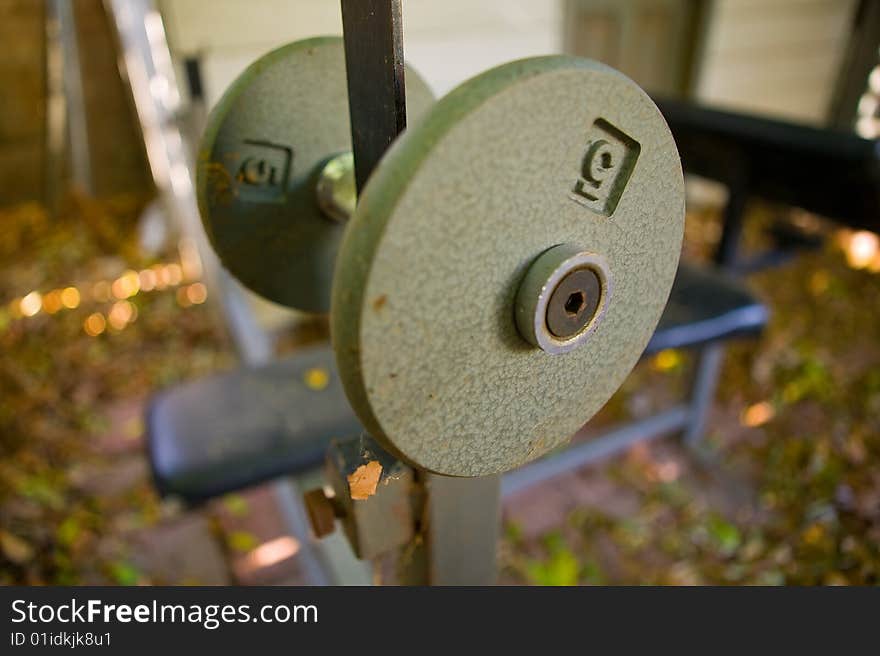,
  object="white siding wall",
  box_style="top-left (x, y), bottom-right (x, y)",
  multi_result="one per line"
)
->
top-left (695, 0), bottom-right (858, 125)
top-left (159, 0), bottom-right (563, 106)
top-left (160, 0), bottom-right (858, 126)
